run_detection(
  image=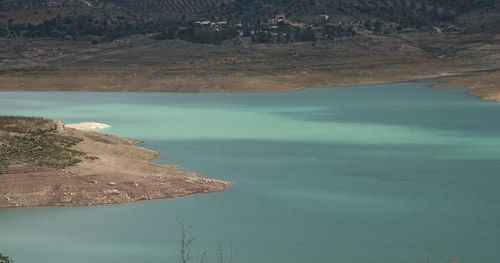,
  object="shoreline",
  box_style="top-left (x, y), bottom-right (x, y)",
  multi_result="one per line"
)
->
top-left (0, 32), bottom-right (498, 100)
top-left (431, 70), bottom-right (500, 102)
top-left (0, 68), bottom-right (498, 100)
top-left (0, 122), bottom-right (229, 209)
